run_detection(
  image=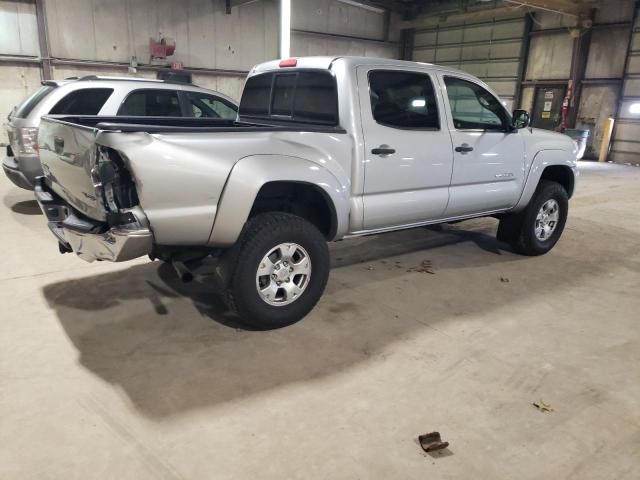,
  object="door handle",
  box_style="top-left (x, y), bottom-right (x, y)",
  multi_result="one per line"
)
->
top-left (371, 145), bottom-right (395, 156)
top-left (455, 144), bottom-right (474, 153)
